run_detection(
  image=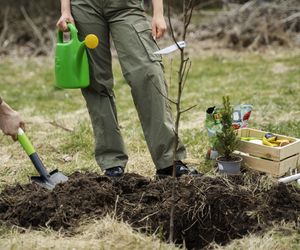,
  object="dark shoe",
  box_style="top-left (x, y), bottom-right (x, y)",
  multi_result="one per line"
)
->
top-left (156, 161), bottom-right (199, 178)
top-left (105, 166), bottom-right (124, 177)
